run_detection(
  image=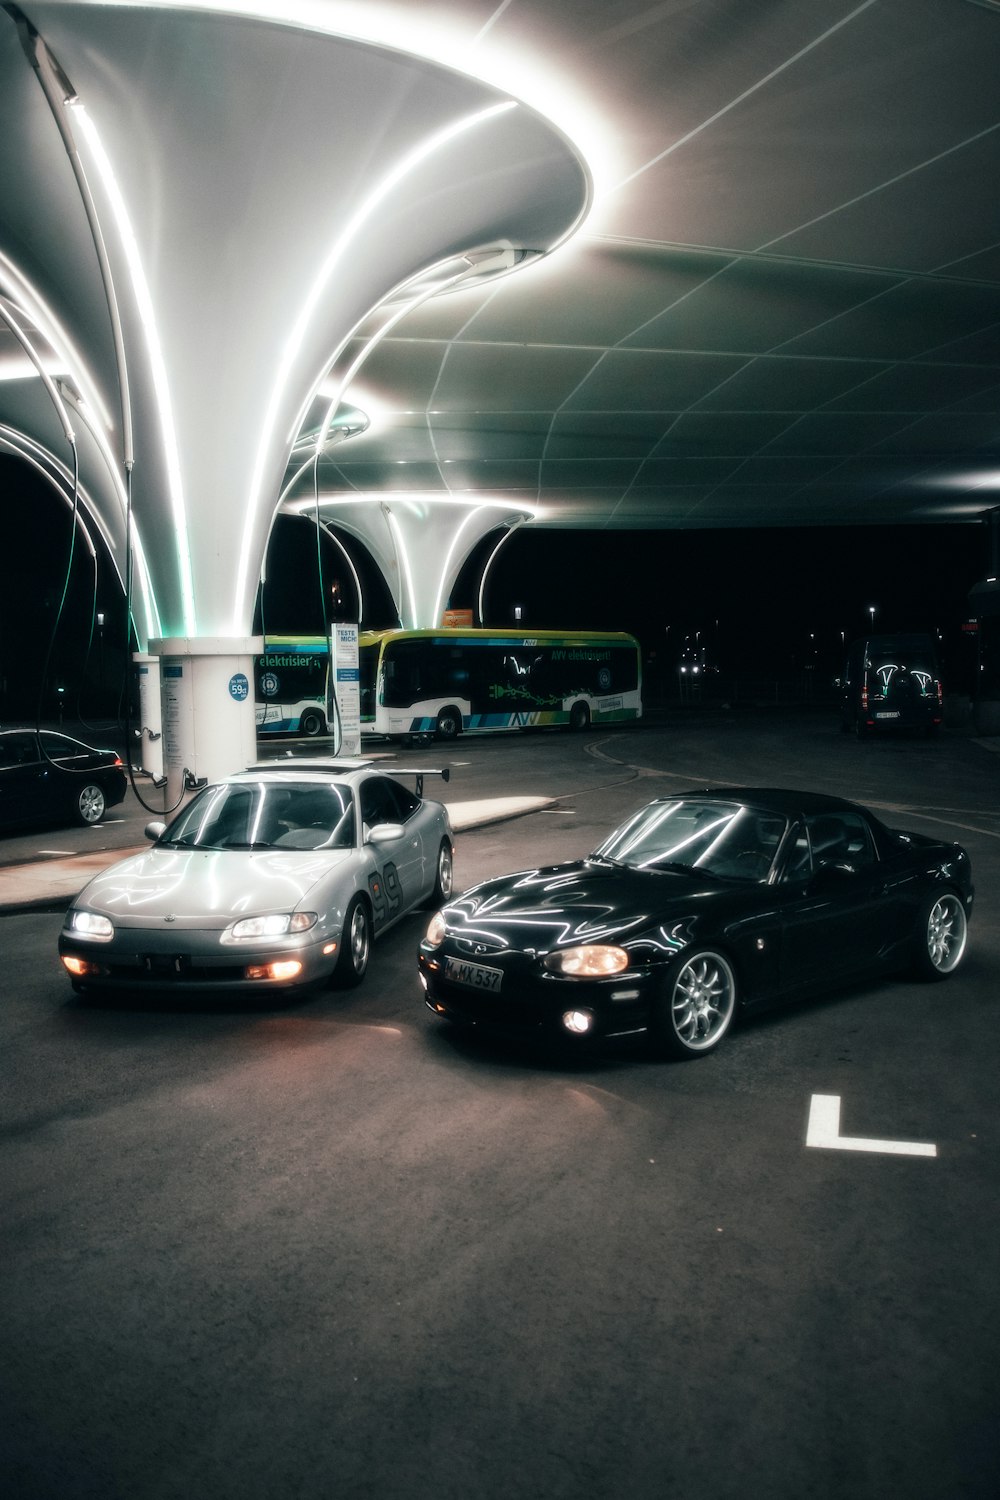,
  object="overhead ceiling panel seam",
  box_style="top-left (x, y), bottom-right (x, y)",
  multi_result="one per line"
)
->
top-left (535, 258), bottom-right (742, 509)
top-left (741, 373), bottom-right (1000, 516)
top-left (757, 118), bottom-right (1000, 257)
top-left (588, 234), bottom-right (1000, 290)
top-left (606, 0), bottom-right (879, 195)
